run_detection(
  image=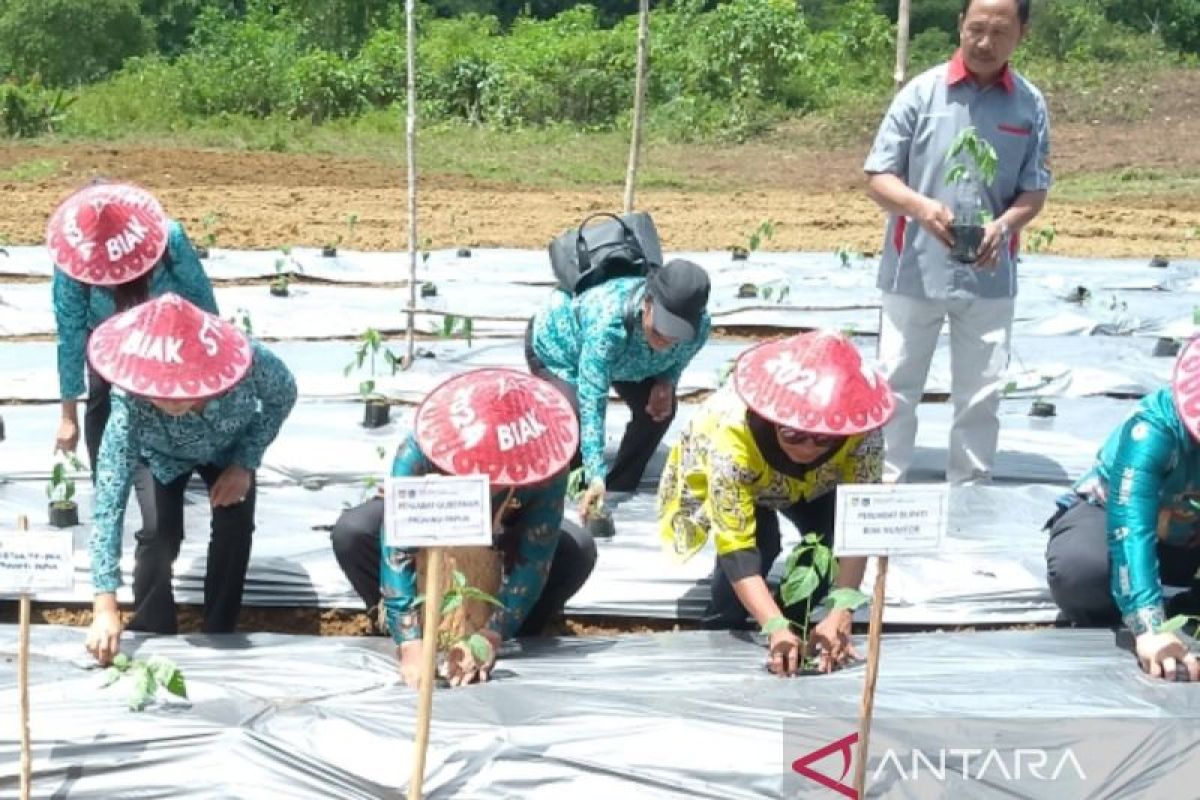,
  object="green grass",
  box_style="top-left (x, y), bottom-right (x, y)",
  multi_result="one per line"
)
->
top-left (1053, 167), bottom-right (1200, 203)
top-left (0, 158), bottom-right (66, 182)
